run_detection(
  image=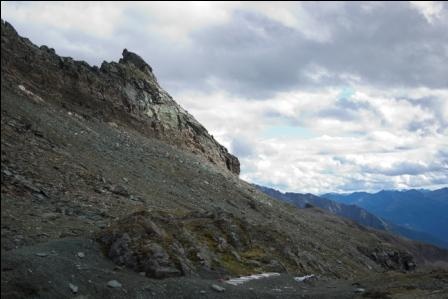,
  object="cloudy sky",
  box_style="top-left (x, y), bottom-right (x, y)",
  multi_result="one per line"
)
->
top-left (2, 1), bottom-right (448, 193)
